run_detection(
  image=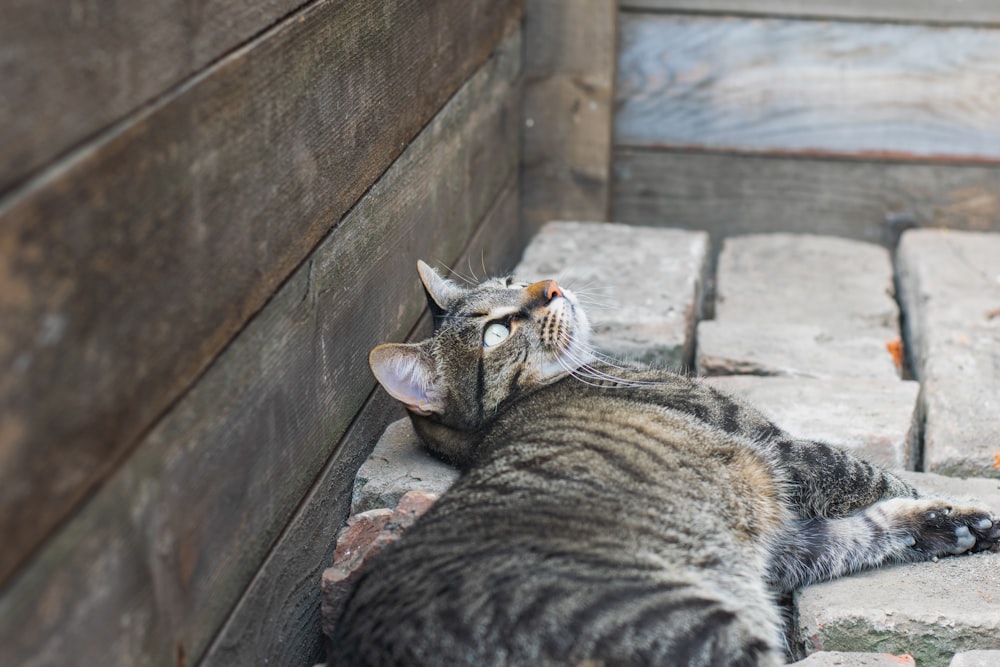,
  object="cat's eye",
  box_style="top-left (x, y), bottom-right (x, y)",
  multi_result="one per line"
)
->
top-left (483, 322), bottom-right (511, 347)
